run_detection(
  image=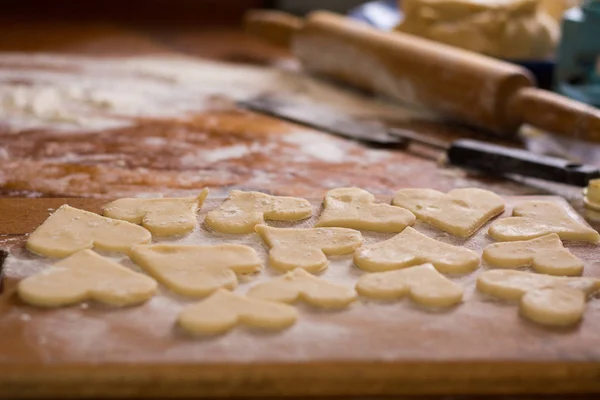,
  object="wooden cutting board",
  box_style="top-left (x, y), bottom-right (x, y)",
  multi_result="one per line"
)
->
top-left (1, 196), bottom-right (600, 399)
